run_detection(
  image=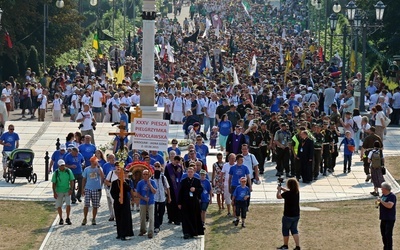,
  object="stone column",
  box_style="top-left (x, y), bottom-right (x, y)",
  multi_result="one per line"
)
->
top-left (135, 0), bottom-right (163, 119)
